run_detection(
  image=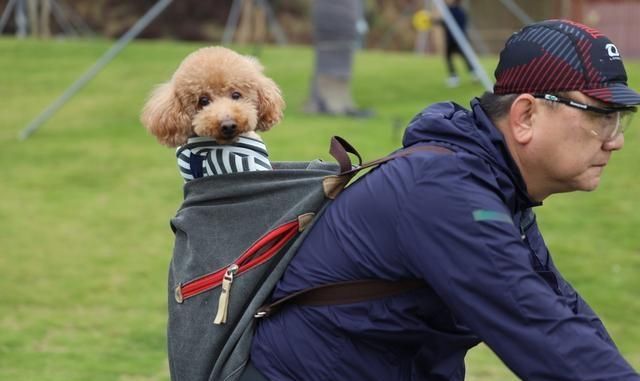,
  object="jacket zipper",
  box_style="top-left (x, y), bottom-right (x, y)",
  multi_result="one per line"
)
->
top-left (174, 219), bottom-right (300, 311)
